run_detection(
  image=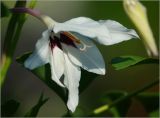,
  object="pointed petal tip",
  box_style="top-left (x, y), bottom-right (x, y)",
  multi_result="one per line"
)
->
top-left (24, 60), bottom-right (35, 70)
top-left (67, 102), bottom-right (78, 113)
top-left (92, 68), bottom-right (106, 75)
top-left (130, 29), bottom-right (140, 39)
top-left (94, 68), bottom-right (106, 75)
top-left (101, 69), bottom-right (106, 75)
